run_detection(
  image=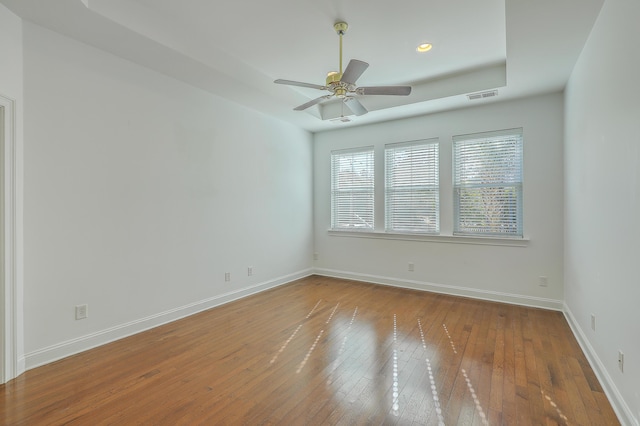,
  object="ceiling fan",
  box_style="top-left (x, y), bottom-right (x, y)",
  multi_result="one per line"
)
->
top-left (274, 22), bottom-right (412, 117)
